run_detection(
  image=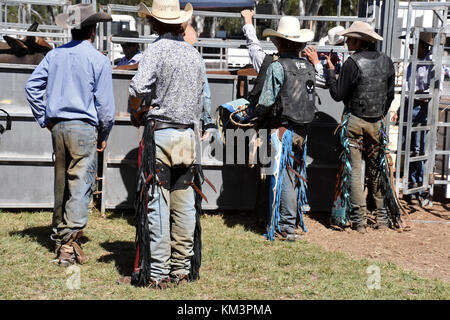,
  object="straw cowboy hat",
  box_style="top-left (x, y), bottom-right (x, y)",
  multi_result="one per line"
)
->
top-left (336, 21), bottom-right (383, 42)
top-left (318, 25), bottom-right (345, 45)
top-left (399, 31), bottom-right (434, 46)
top-left (55, 4), bottom-right (111, 29)
top-left (137, 0), bottom-right (193, 25)
top-left (263, 16), bottom-right (314, 43)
